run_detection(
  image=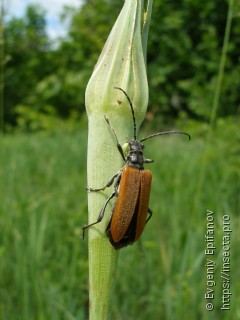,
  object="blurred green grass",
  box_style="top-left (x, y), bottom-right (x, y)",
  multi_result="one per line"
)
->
top-left (0, 119), bottom-right (239, 319)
